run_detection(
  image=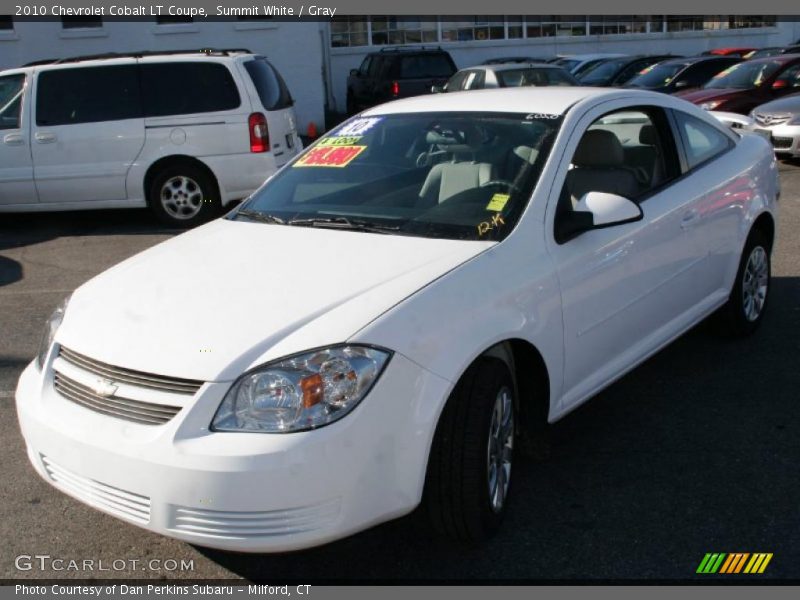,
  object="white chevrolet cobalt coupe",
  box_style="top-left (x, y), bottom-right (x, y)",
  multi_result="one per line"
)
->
top-left (17, 87), bottom-right (778, 552)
